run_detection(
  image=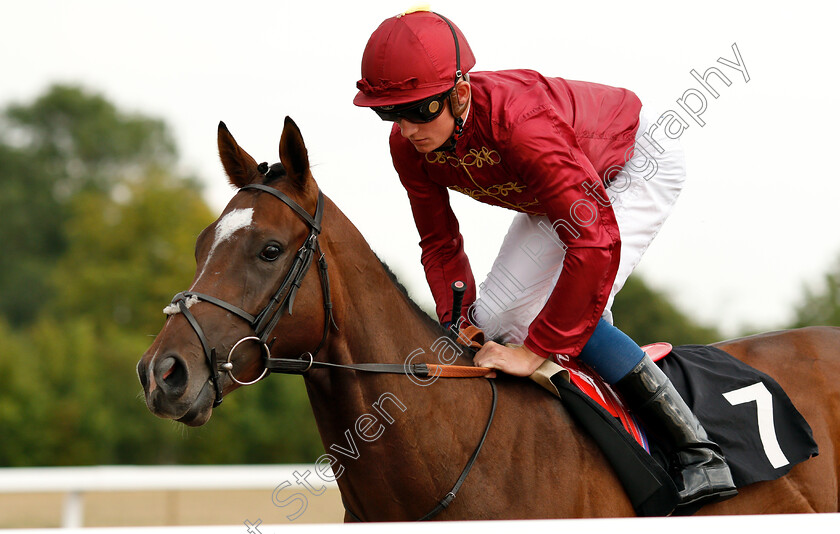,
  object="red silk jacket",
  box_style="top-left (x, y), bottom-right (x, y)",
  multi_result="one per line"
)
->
top-left (390, 69), bottom-right (642, 358)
